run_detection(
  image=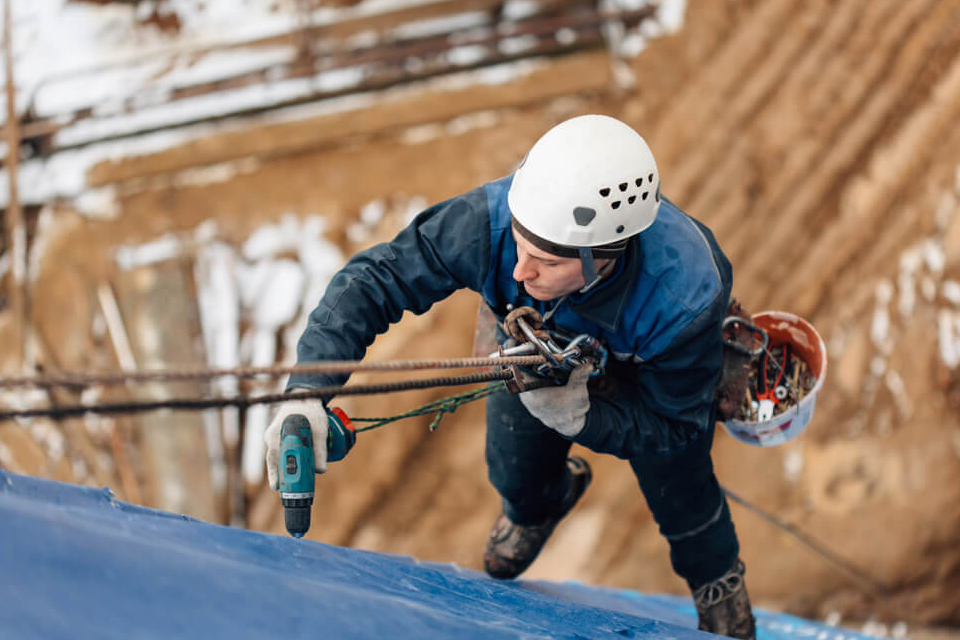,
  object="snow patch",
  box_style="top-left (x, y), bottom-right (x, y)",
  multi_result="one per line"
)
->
top-left (896, 271), bottom-right (915, 319)
top-left (446, 45), bottom-right (489, 67)
top-left (657, 0), bottom-right (687, 33)
top-left (939, 310), bottom-right (960, 369)
top-left (173, 158), bottom-right (260, 187)
top-left (942, 280), bottom-right (960, 305)
top-left (499, 35), bottom-right (539, 56)
top-left (401, 123), bottom-right (445, 145)
top-left (883, 370), bottom-right (912, 420)
top-left (115, 234), bottom-right (184, 271)
top-left (922, 239), bottom-right (944, 273)
top-left (26, 207), bottom-right (58, 283)
top-left (248, 260), bottom-right (305, 328)
top-left (446, 110), bottom-right (500, 136)
top-left (783, 449), bottom-right (803, 483)
top-left (391, 12), bottom-right (489, 41)
top-left (241, 214), bottom-right (303, 261)
top-left (502, 0), bottom-right (541, 21)
top-left (111, 213), bottom-right (345, 487)
top-left (28, 419), bottom-right (66, 461)
top-left (874, 279), bottom-right (894, 305)
top-left (0, 441), bottom-right (16, 471)
top-left (555, 28), bottom-right (578, 46)
top-left (869, 305), bottom-right (890, 351)
top-left (617, 33), bottom-right (647, 58)
top-left (360, 199), bottom-right (387, 227)
top-left (73, 187), bottom-right (121, 220)
top-left (316, 66), bottom-right (368, 93)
